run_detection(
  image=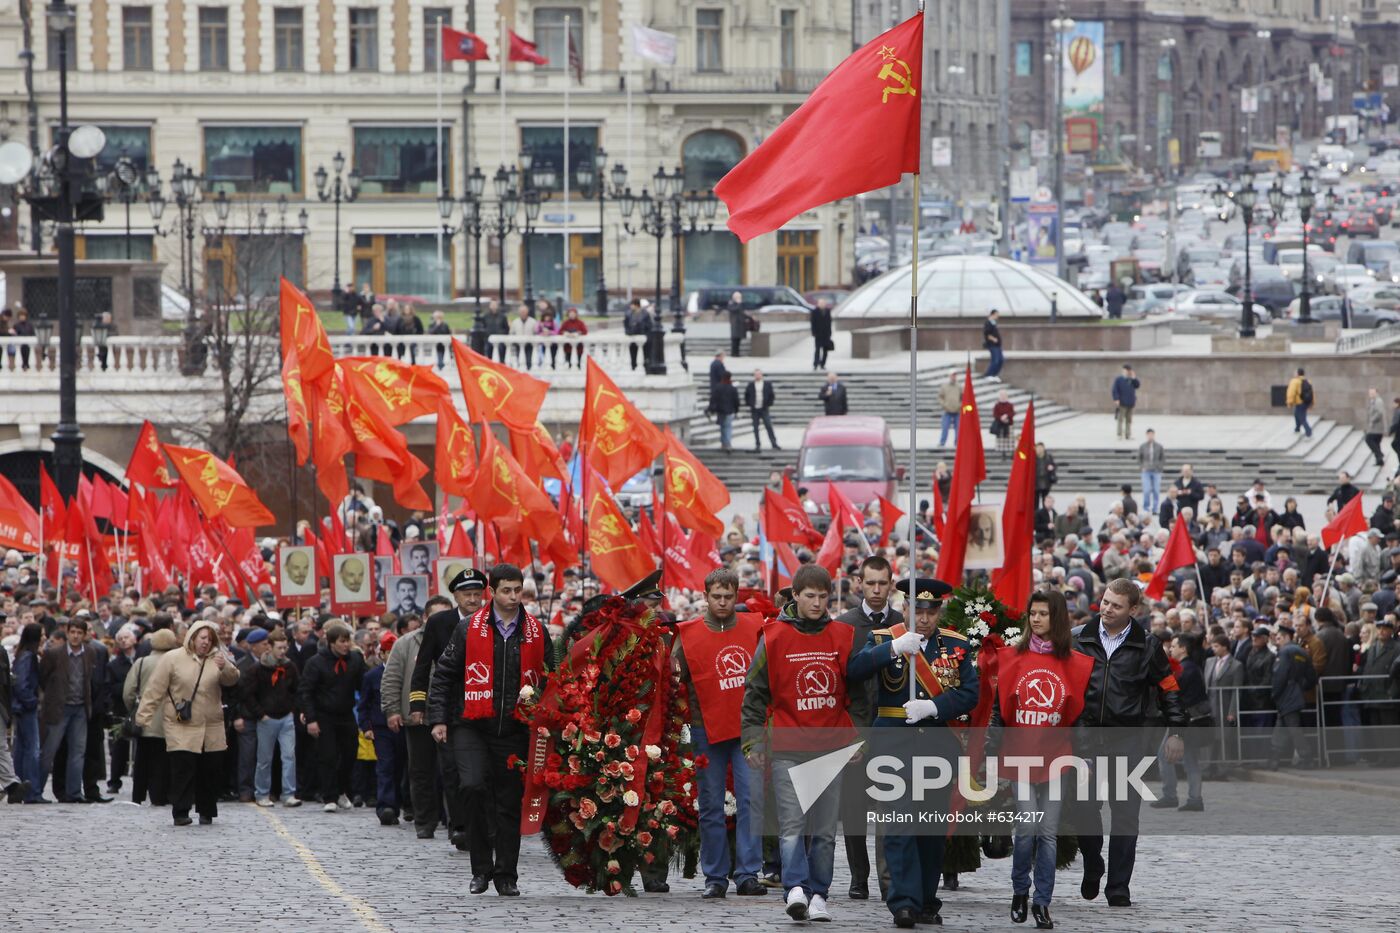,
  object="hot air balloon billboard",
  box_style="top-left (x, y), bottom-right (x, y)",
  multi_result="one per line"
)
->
top-left (1059, 21), bottom-right (1104, 155)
